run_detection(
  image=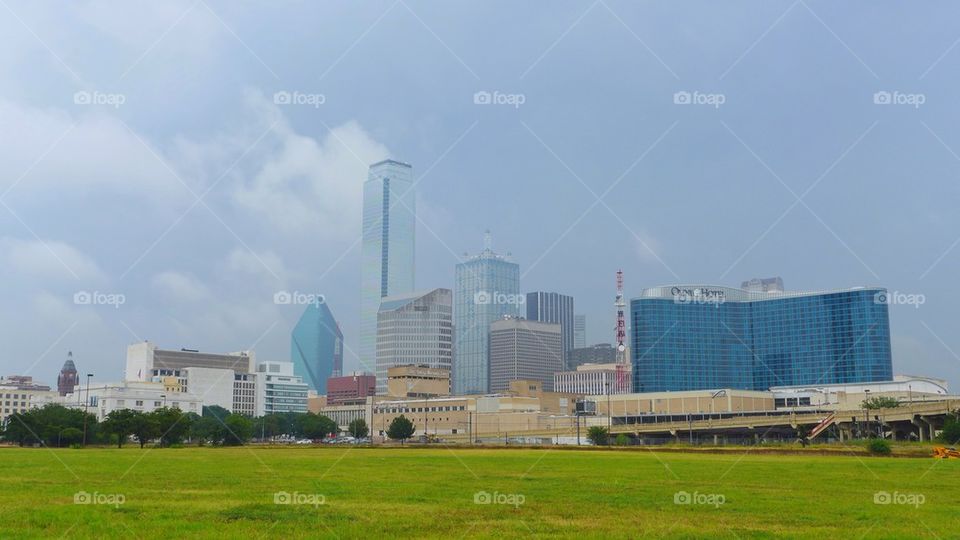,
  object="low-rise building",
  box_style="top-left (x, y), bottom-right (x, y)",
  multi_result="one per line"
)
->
top-left (554, 363), bottom-right (631, 396)
top-left (327, 372), bottom-right (376, 405)
top-left (0, 377), bottom-right (59, 423)
top-left (771, 374), bottom-right (950, 409)
top-left (386, 365), bottom-right (450, 398)
top-left (78, 381), bottom-right (203, 421)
